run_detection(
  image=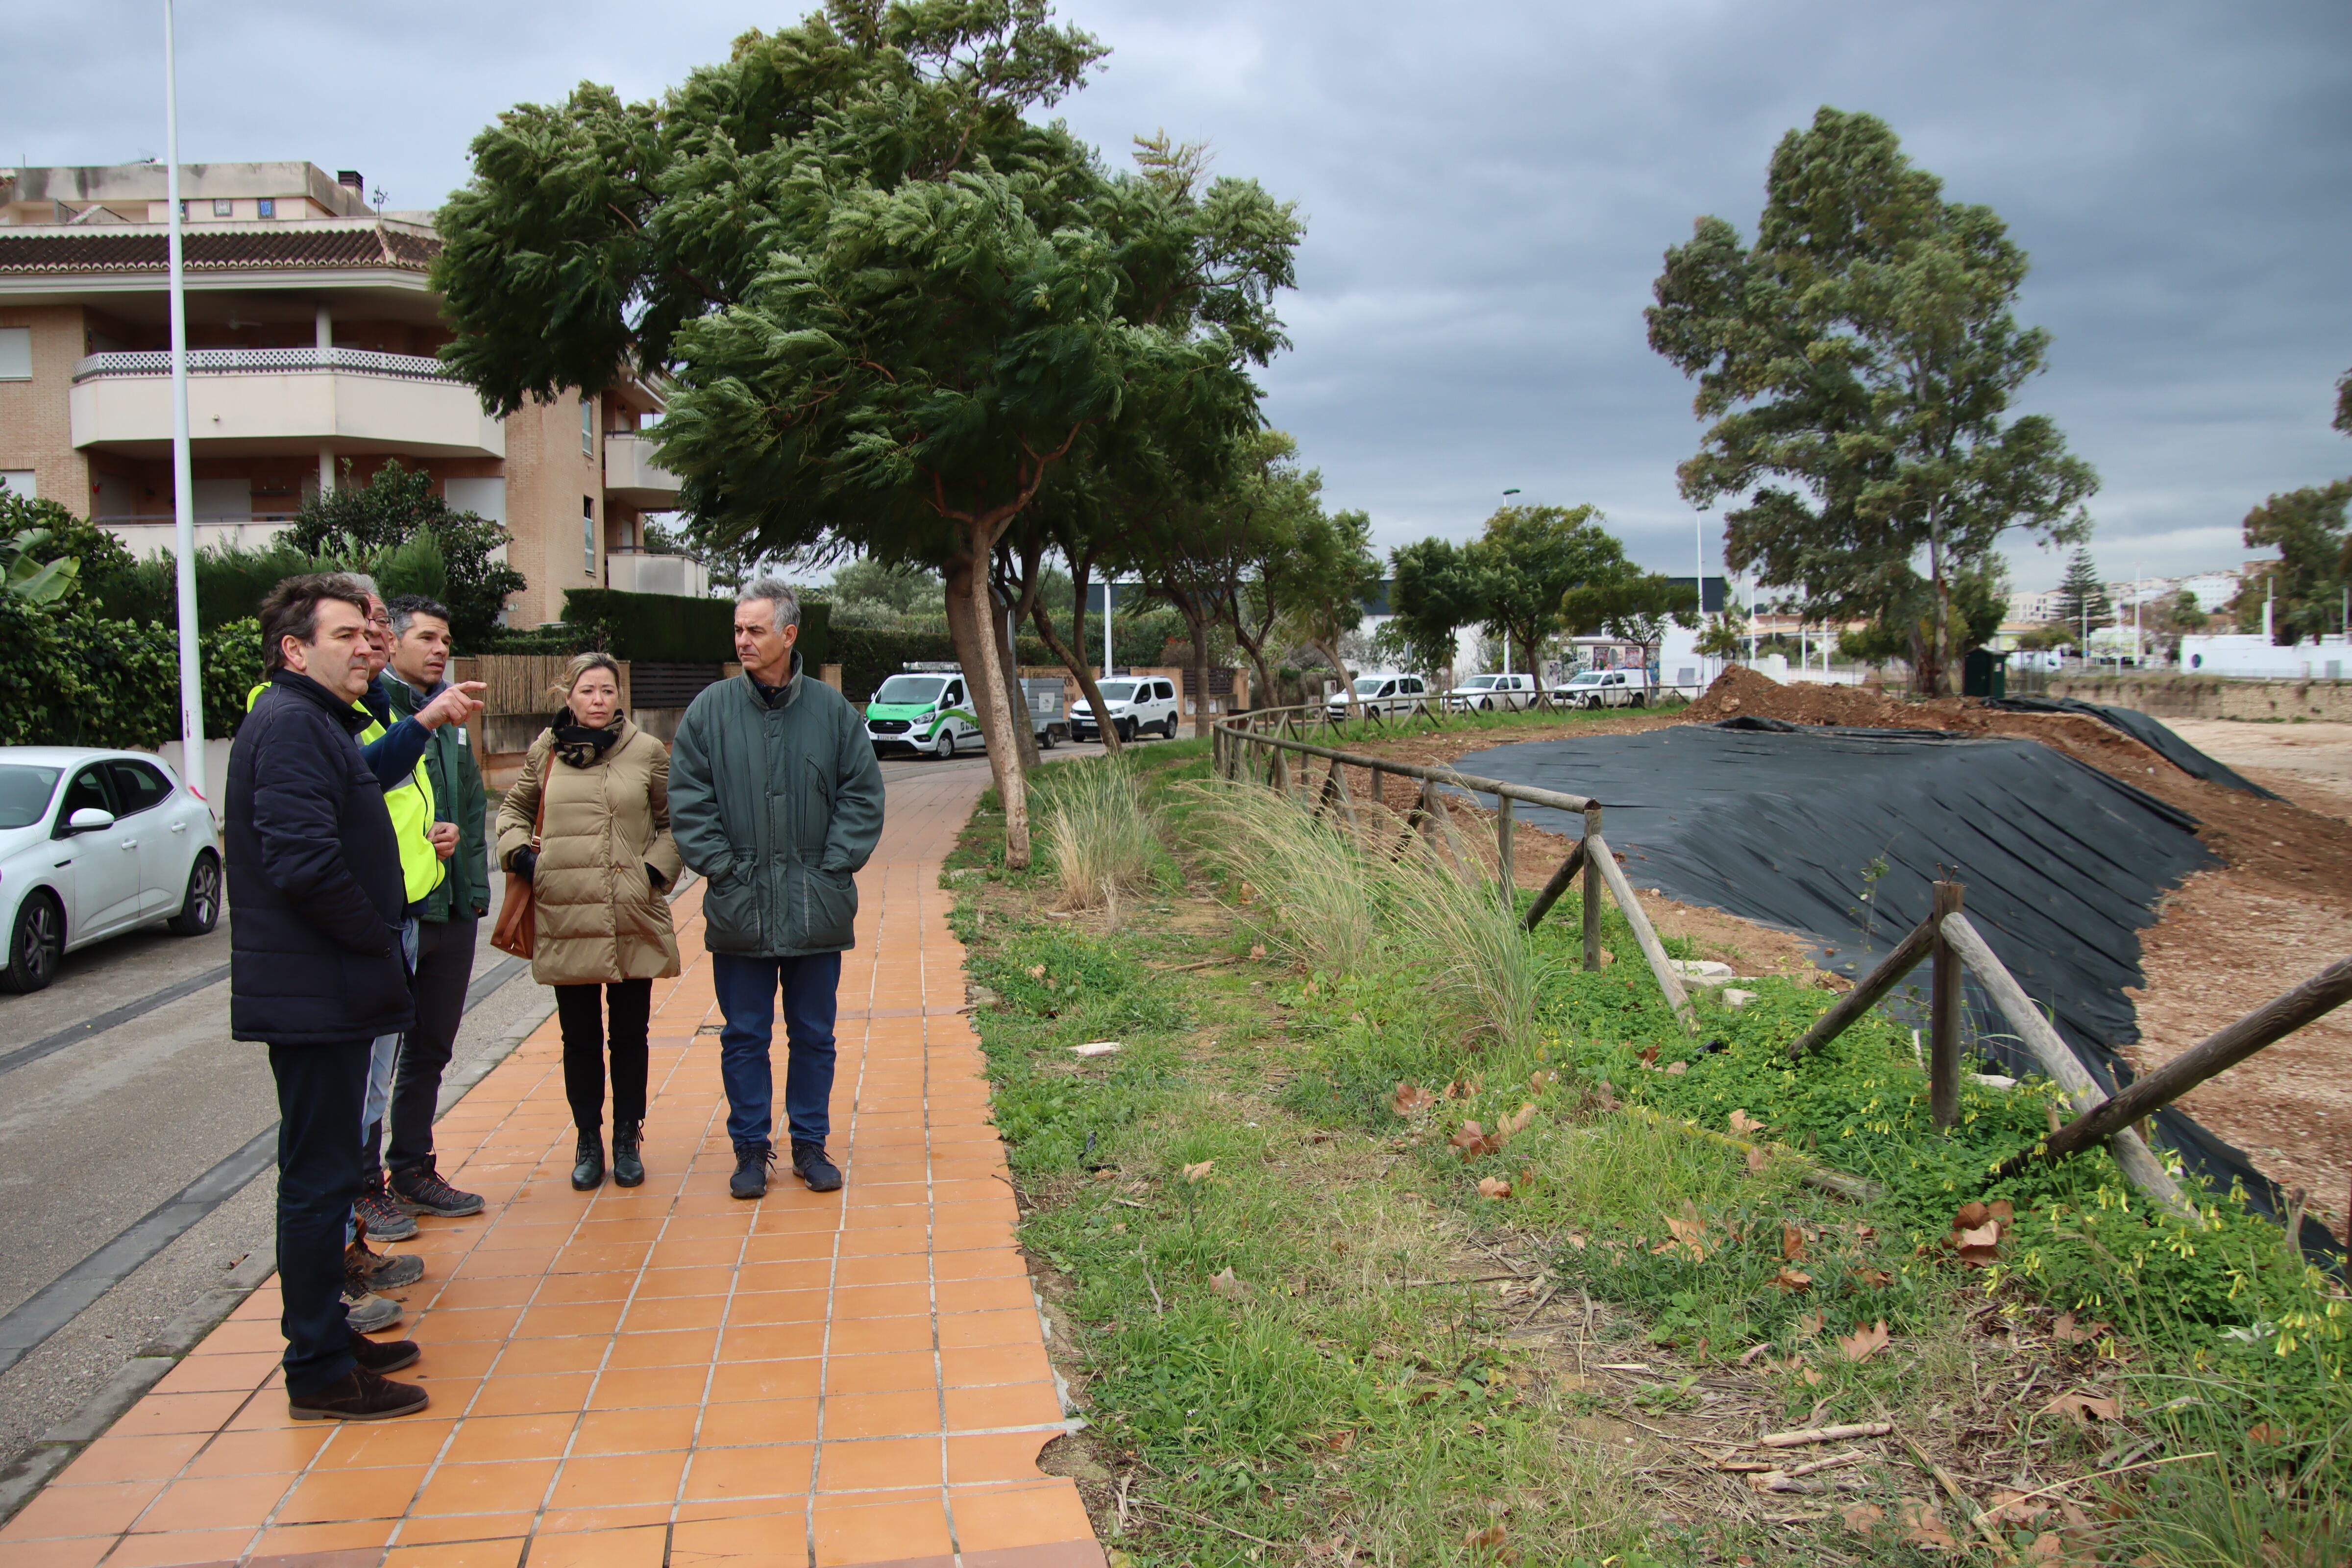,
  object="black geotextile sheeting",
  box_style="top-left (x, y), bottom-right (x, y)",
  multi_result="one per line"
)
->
top-left (1452, 723), bottom-right (2342, 1264)
top-left (1989, 696), bottom-right (2285, 800)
